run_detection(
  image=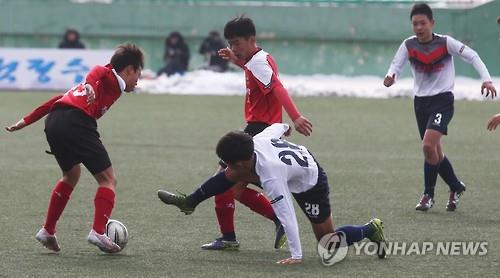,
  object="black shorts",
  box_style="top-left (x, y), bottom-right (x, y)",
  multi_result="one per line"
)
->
top-left (414, 92), bottom-right (454, 139)
top-left (219, 122), bottom-right (271, 168)
top-left (44, 106), bottom-right (111, 175)
top-left (293, 163), bottom-right (331, 224)
top-left (244, 121), bottom-right (271, 137)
